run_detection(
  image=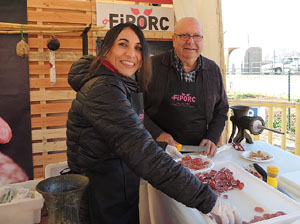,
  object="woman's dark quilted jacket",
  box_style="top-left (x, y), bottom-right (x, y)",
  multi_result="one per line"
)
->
top-left (66, 55), bottom-right (217, 214)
